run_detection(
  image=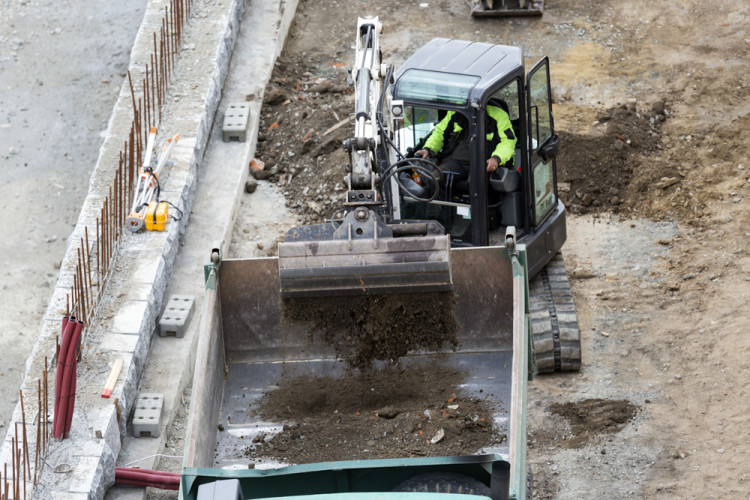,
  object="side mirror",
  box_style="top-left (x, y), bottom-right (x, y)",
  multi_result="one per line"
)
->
top-left (539, 134), bottom-right (560, 162)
